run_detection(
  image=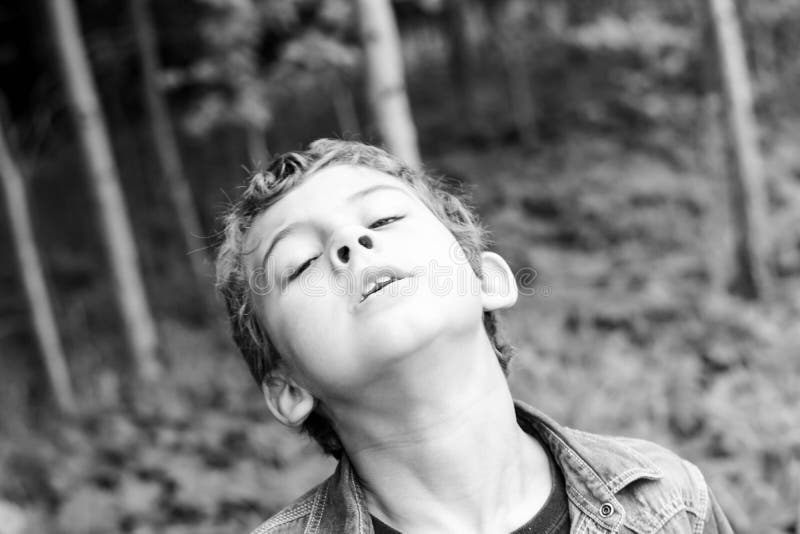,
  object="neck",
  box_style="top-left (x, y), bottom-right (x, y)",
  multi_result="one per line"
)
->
top-left (325, 332), bottom-right (552, 533)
